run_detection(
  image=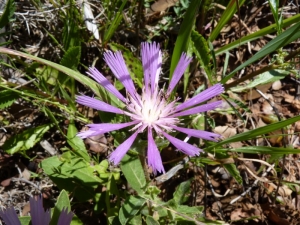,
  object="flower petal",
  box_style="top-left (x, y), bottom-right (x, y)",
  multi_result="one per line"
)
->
top-left (167, 53), bottom-right (192, 96)
top-left (162, 131), bottom-right (202, 156)
top-left (0, 207), bottom-right (21, 225)
top-left (109, 129), bottom-right (140, 164)
top-left (57, 208), bottom-right (73, 225)
top-left (172, 100), bottom-right (222, 117)
top-left (141, 42), bottom-right (162, 93)
top-left (87, 67), bottom-right (127, 102)
top-left (147, 128), bottom-right (165, 174)
top-left (171, 125), bottom-right (220, 142)
top-left (76, 95), bottom-right (124, 114)
top-left (175, 84), bottom-right (224, 112)
top-left (104, 51), bottom-right (137, 99)
top-left (77, 121), bottom-right (138, 139)
top-left (30, 196), bottom-right (51, 225)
